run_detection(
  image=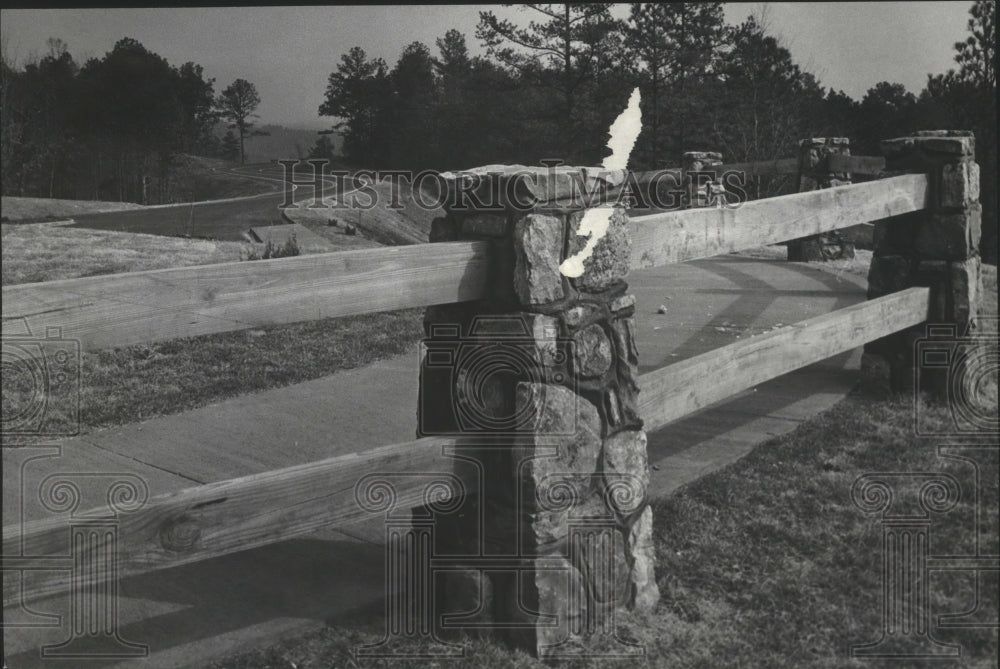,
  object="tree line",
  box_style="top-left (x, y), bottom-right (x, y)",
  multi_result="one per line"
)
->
top-left (1, 37), bottom-right (263, 203)
top-left (0, 3), bottom-right (994, 258)
top-left (319, 2), bottom-right (994, 258)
